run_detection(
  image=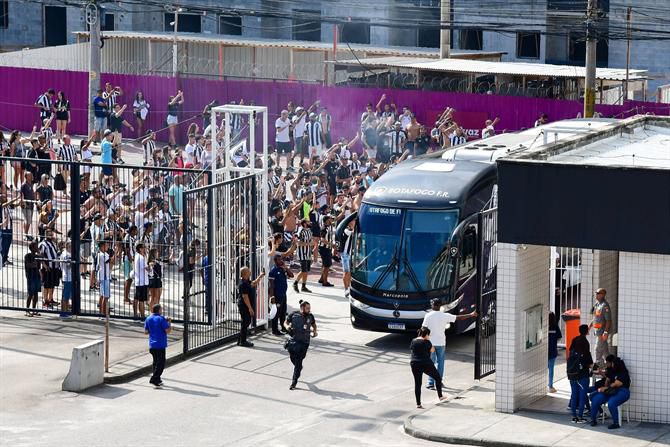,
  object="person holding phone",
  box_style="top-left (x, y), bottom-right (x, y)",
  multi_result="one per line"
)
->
top-left (237, 266), bottom-right (265, 348)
